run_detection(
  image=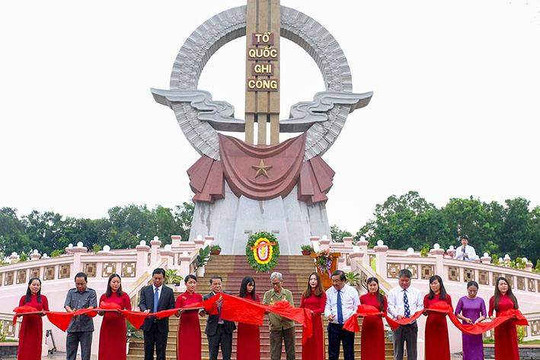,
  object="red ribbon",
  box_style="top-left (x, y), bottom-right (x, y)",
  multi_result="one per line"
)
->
top-left (343, 301), bottom-right (529, 335)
